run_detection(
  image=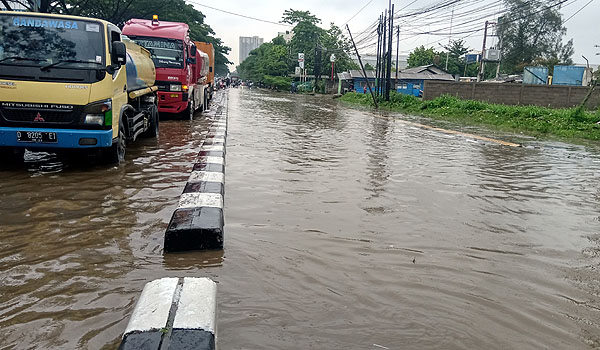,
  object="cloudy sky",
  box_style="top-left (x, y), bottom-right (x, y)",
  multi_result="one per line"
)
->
top-left (188, 0), bottom-right (600, 70)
